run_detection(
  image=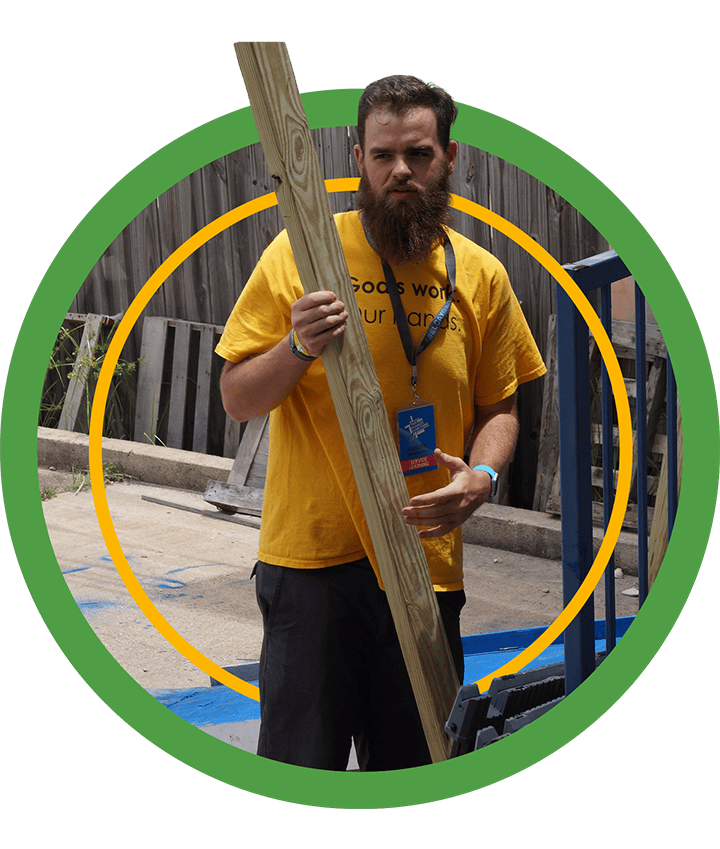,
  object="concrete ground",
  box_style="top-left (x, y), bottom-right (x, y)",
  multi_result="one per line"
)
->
top-left (39, 466), bottom-right (640, 695)
top-left (38, 428), bottom-right (641, 765)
